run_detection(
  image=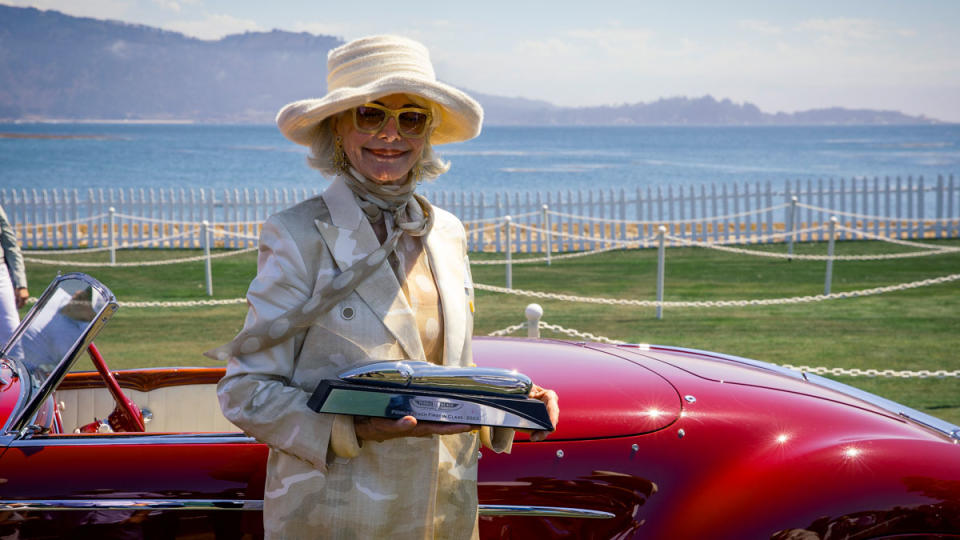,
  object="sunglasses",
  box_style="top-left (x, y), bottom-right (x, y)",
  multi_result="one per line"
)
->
top-left (351, 103), bottom-right (432, 138)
